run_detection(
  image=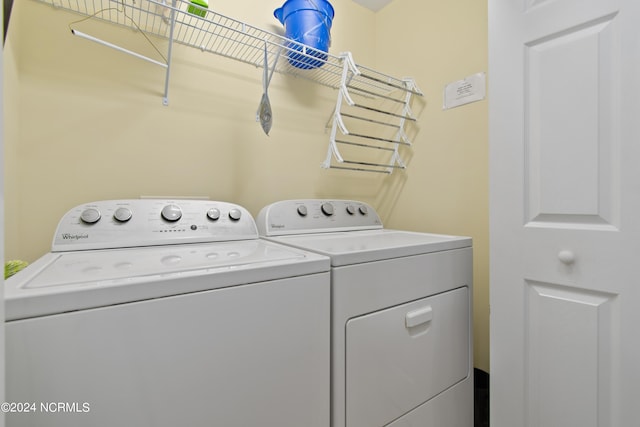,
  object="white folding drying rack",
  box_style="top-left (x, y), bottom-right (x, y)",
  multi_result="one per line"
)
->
top-left (36, 0), bottom-right (423, 173)
top-left (324, 52), bottom-right (422, 173)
